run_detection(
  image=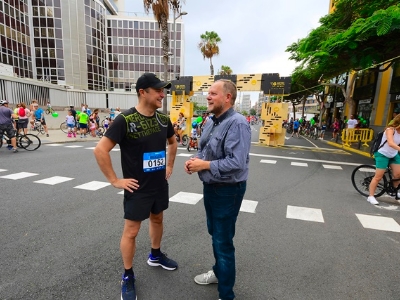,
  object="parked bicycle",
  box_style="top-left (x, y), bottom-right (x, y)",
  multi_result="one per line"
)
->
top-left (351, 164), bottom-right (400, 199)
top-left (1, 131), bottom-right (41, 151)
